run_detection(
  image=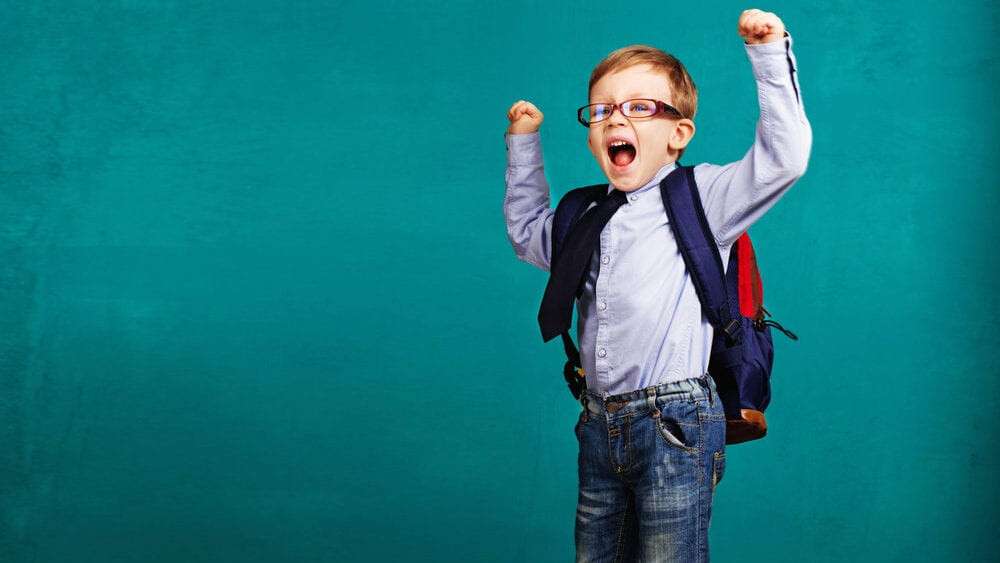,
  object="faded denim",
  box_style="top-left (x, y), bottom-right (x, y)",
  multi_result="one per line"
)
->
top-left (574, 372), bottom-right (727, 562)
